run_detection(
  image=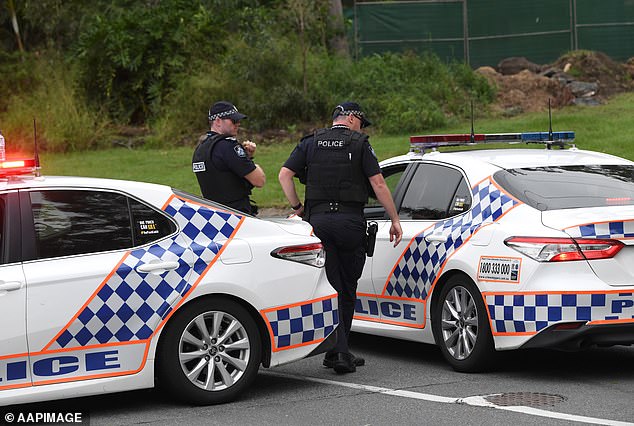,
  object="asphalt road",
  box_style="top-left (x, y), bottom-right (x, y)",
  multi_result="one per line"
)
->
top-left (5, 333), bottom-right (634, 425)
